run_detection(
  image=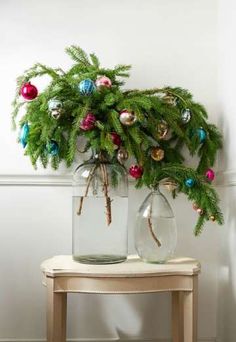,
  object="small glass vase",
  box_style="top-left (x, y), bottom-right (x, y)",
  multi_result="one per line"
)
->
top-left (135, 187), bottom-right (177, 263)
top-left (72, 154), bottom-right (128, 264)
